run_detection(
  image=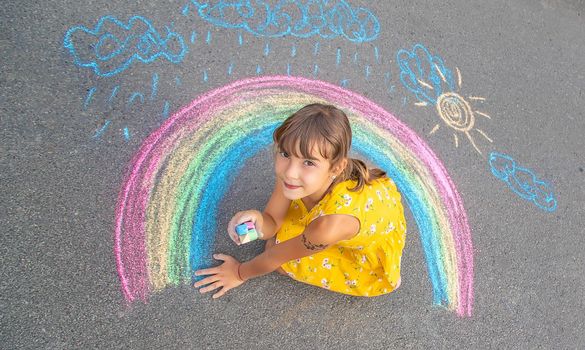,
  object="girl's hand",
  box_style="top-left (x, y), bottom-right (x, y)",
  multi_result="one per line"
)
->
top-left (227, 210), bottom-right (265, 245)
top-left (193, 254), bottom-right (245, 299)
